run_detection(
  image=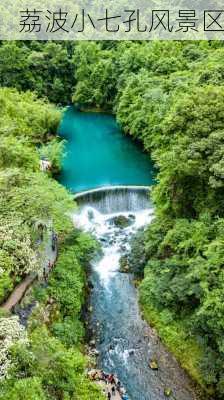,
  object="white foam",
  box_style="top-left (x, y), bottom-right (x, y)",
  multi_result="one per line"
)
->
top-left (72, 205), bottom-right (154, 287)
